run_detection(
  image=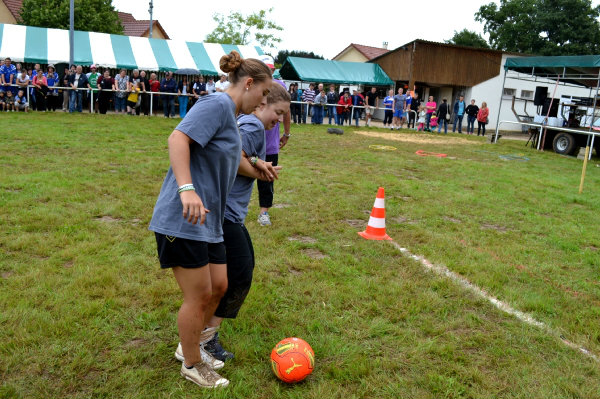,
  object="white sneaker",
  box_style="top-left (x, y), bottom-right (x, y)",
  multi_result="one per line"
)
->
top-left (175, 342), bottom-right (225, 370)
top-left (257, 212), bottom-right (271, 226)
top-left (180, 362), bottom-right (229, 388)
